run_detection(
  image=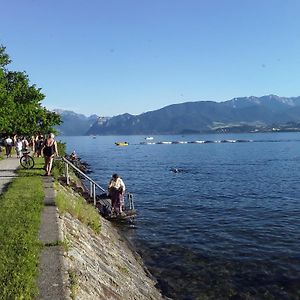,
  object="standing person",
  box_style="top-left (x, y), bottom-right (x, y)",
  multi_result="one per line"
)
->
top-left (108, 174), bottom-right (126, 215)
top-left (21, 137), bottom-right (29, 151)
top-left (30, 135), bottom-right (35, 153)
top-left (4, 136), bottom-right (13, 158)
top-left (15, 138), bottom-right (23, 158)
top-left (34, 135), bottom-right (44, 157)
top-left (42, 133), bottom-right (58, 176)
